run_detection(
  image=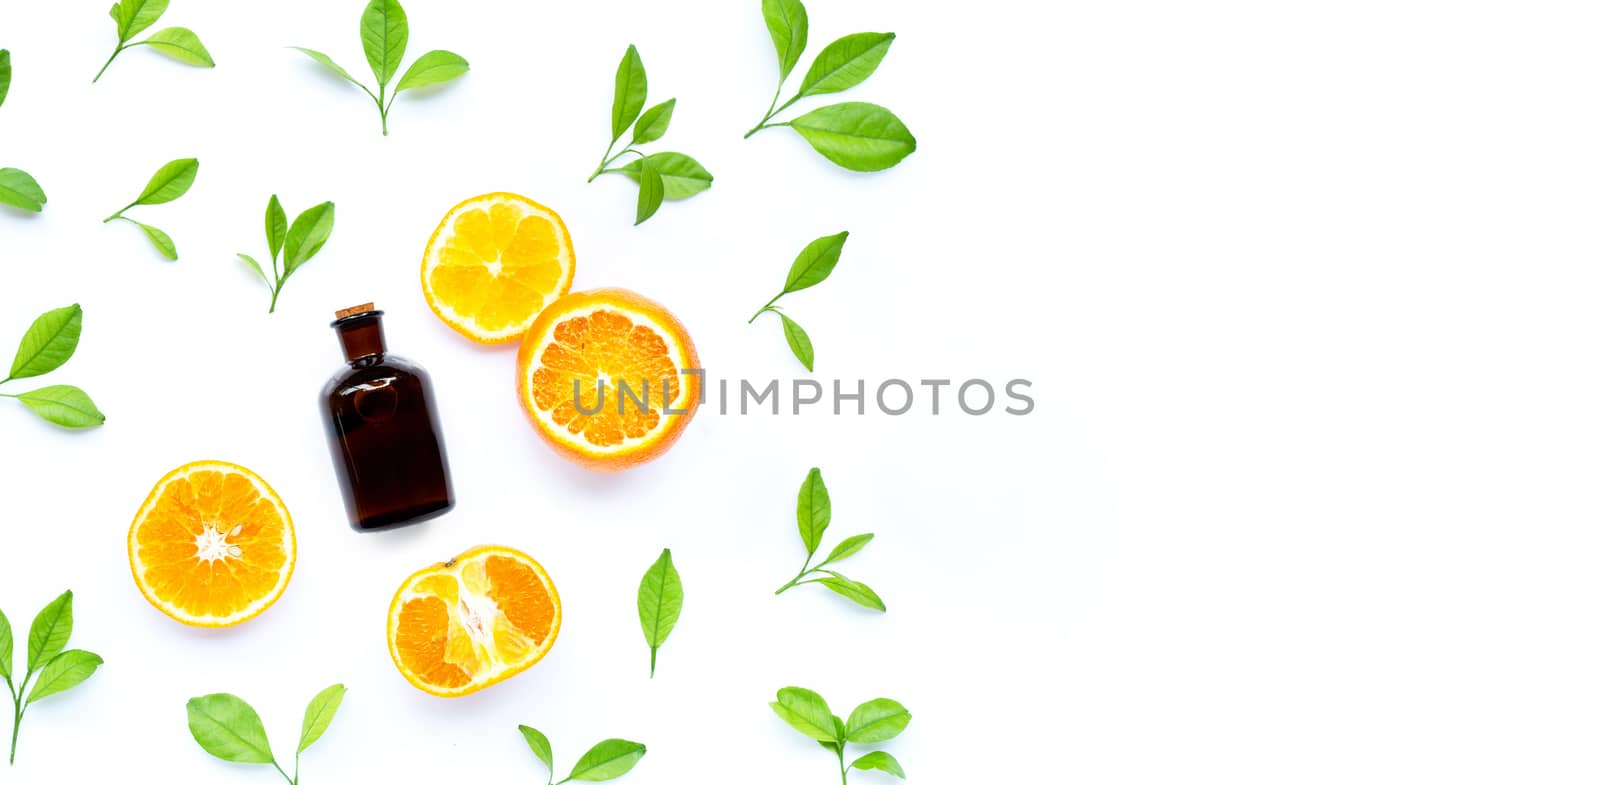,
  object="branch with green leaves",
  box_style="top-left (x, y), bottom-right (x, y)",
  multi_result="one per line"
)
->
top-left (0, 50), bottom-right (48, 215)
top-left (95, 0), bottom-right (214, 83)
top-left (293, 0), bottom-right (469, 136)
top-left (103, 157), bottom-right (198, 261)
top-left (746, 0), bottom-right (916, 172)
top-left (518, 725), bottom-right (647, 785)
top-left (749, 231), bottom-right (847, 372)
top-left (2, 305), bottom-right (105, 429)
top-left (770, 687), bottom-right (910, 783)
top-left (238, 196), bottom-right (336, 313)
top-left (3, 591), bottom-right (105, 765)
top-left (774, 468), bottom-right (884, 611)
top-left (636, 548), bottom-right (683, 677)
top-left (589, 45), bottom-right (713, 225)
top-left (186, 684), bottom-right (346, 785)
